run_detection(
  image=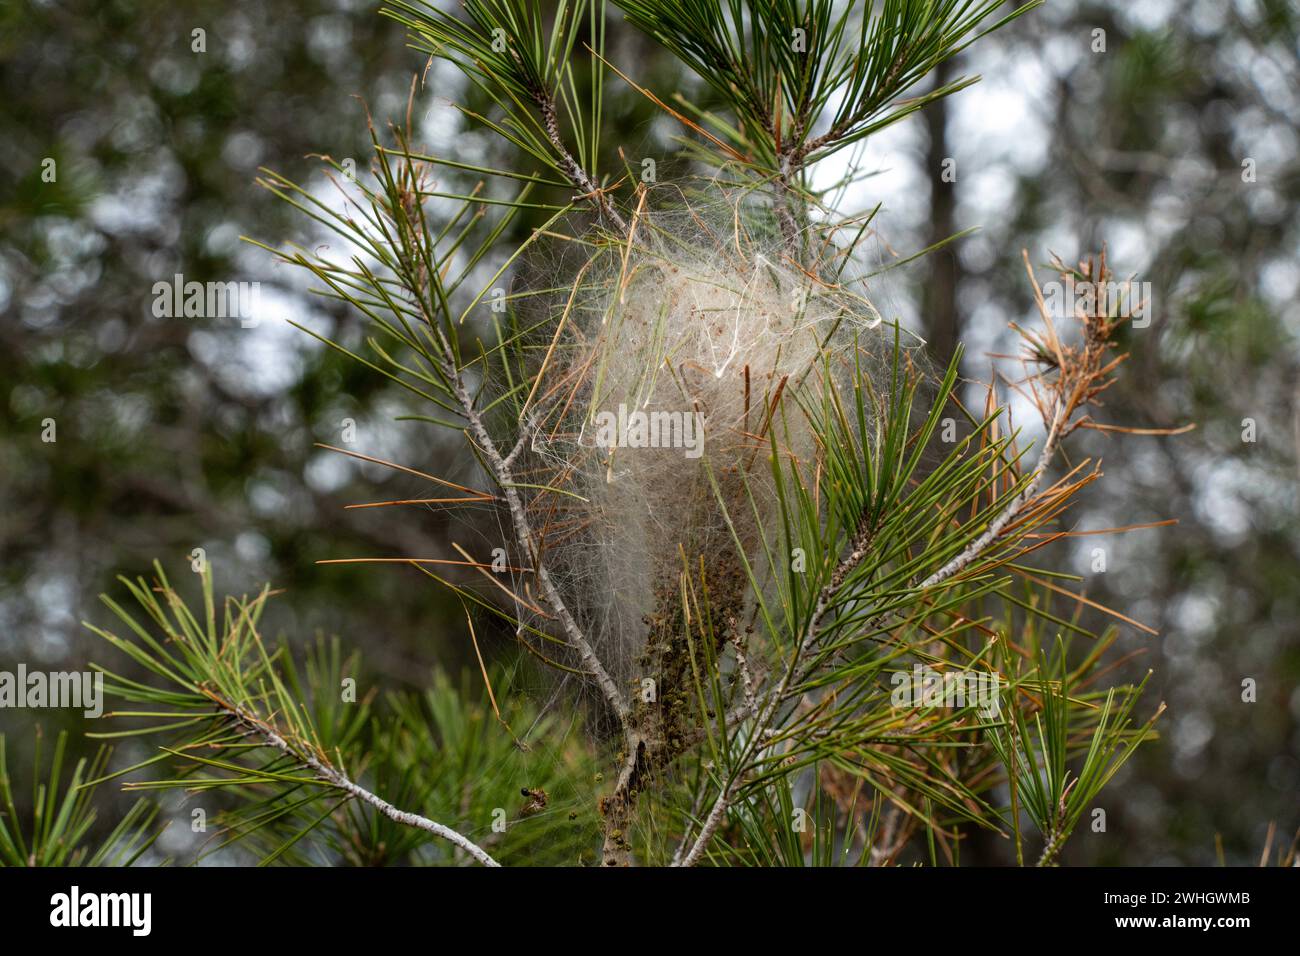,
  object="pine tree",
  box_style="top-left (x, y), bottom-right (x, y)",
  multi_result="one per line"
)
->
top-left (6, 0), bottom-right (1191, 868)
